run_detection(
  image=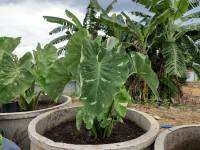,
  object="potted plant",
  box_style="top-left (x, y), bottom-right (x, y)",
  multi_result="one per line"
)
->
top-left (28, 29), bottom-right (160, 150)
top-left (0, 37), bottom-right (71, 149)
